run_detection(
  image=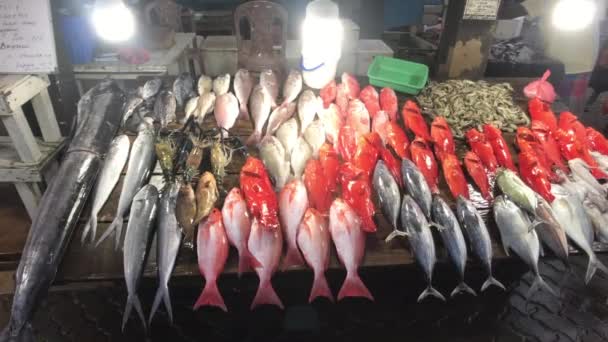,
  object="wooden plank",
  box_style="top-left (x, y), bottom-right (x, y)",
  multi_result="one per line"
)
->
top-left (0, 75), bottom-right (50, 113)
top-left (31, 88), bottom-right (62, 142)
top-left (14, 182), bottom-right (41, 219)
top-left (0, 107), bottom-right (42, 163)
top-left (0, 138), bottom-right (65, 182)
